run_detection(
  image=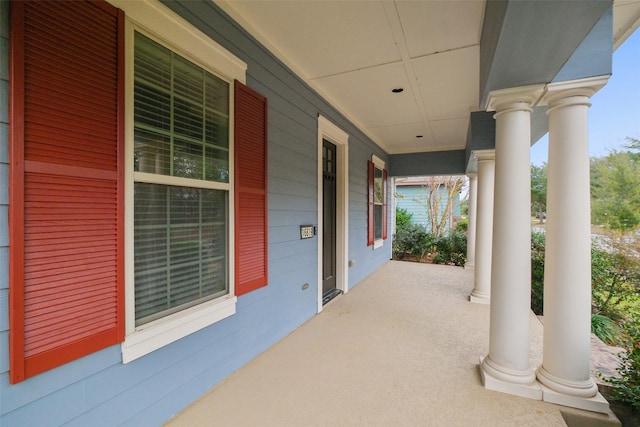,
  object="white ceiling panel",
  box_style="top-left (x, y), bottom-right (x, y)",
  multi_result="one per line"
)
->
top-left (219, 0), bottom-right (486, 154)
top-left (369, 122), bottom-right (436, 154)
top-left (224, 0), bottom-right (401, 79)
top-left (315, 61), bottom-right (423, 128)
top-left (395, 1), bottom-right (485, 58)
top-left (413, 46), bottom-right (480, 121)
top-left (430, 118), bottom-right (469, 150)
